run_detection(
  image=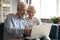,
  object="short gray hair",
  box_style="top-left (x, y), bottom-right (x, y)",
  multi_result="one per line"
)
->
top-left (17, 2), bottom-right (27, 10)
